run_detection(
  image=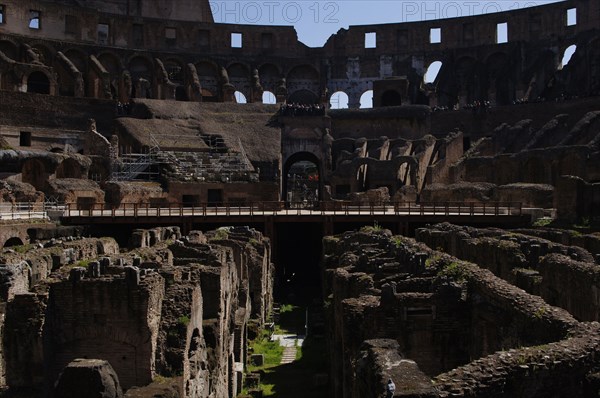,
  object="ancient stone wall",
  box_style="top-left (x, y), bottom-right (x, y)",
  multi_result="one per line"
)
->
top-left (322, 228), bottom-right (590, 398)
top-left (434, 323), bottom-right (600, 397)
top-left (1, 0), bottom-right (598, 108)
top-left (0, 224), bottom-right (272, 397)
top-left (416, 223), bottom-right (600, 321)
top-left (45, 273), bottom-right (165, 389)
